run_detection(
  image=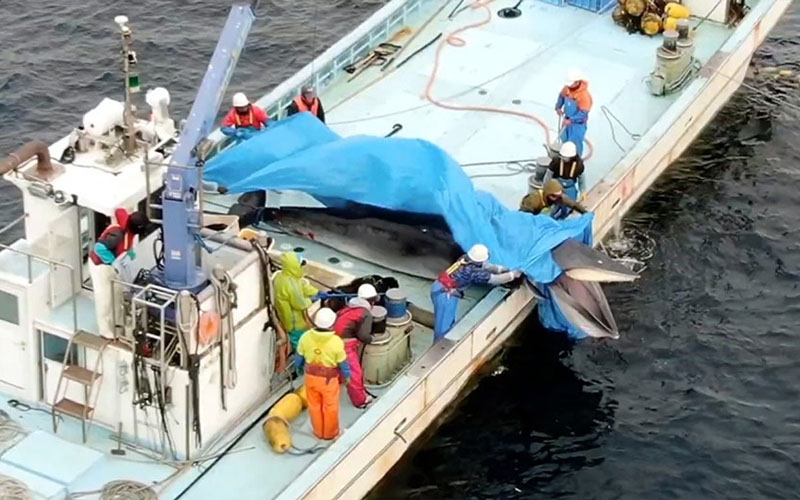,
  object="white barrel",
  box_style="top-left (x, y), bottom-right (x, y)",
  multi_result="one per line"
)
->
top-left (82, 98), bottom-right (125, 137)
